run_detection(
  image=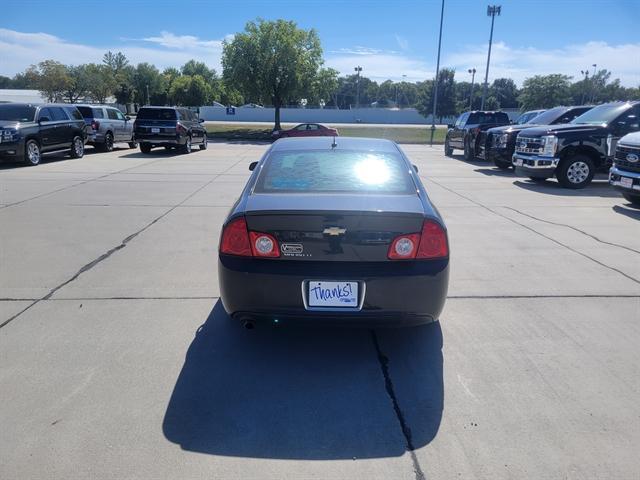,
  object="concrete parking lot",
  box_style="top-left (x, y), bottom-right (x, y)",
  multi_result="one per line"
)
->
top-left (1, 142), bottom-right (639, 479)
